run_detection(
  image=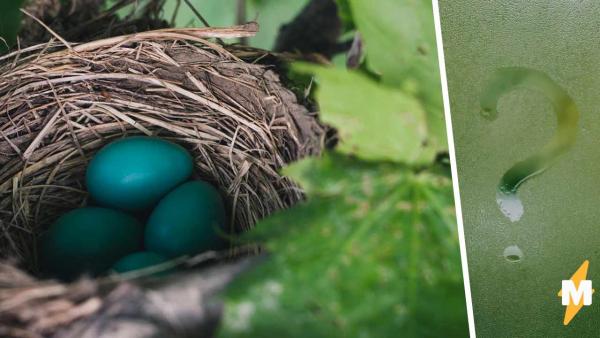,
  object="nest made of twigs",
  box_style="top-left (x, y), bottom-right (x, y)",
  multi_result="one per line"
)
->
top-left (0, 23), bottom-right (327, 269)
top-left (0, 23), bottom-right (328, 337)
